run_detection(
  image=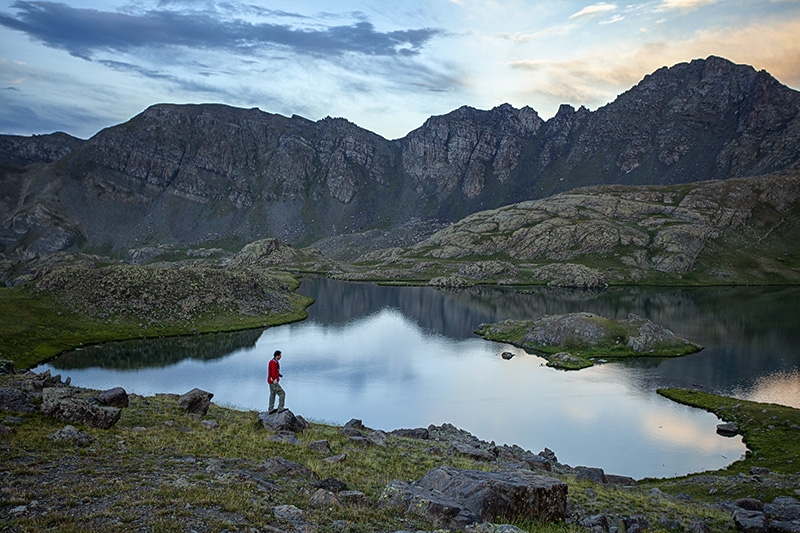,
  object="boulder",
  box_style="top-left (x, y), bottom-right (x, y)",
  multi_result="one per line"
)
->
top-left (377, 479), bottom-right (479, 529)
top-left (765, 497), bottom-right (800, 522)
top-left (366, 430), bottom-right (388, 447)
top-left (343, 418), bottom-right (368, 431)
top-left (309, 489), bottom-right (342, 508)
top-left (575, 466), bottom-right (606, 484)
top-left (41, 395), bottom-right (121, 429)
top-left (501, 351), bottom-right (515, 360)
top-left (258, 409), bottom-right (308, 432)
top-left (390, 427), bottom-right (429, 440)
top-left (97, 387), bottom-right (129, 408)
top-left (733, 508), bottom-right (768, 532)
top-left (308, 440), bottom-right (332, 453)
top-left (416, 465), bottom-right (568, 523)
top-left (450, 442), bottom-right (497, 462)
top-left (178, 388), bottom-right (213, 416)
top-left (716, 422), bottom-right (740, 436)
top-left (0, 387), bottom-right (36, 414)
